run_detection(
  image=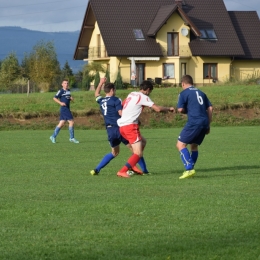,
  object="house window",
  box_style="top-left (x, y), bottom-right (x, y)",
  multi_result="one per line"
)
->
top-left (167, 33), bottom-right (179, 56)
top-left (133, 29), bottom-right (145, 40)
top-left (203, 63), bottom-right (217, 79)
top-left (200, 29), bottom-right (217, 40)
top-left (163, 63), bottom-right (175, 78)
